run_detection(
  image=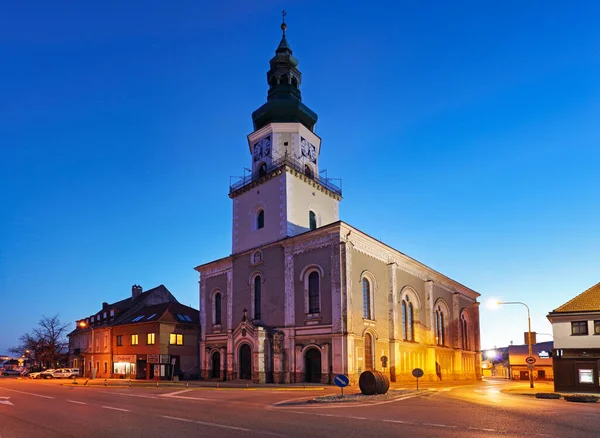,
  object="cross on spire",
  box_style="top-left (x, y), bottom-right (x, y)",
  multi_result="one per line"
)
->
top-left (281, 10), bottom-right (287, 35)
